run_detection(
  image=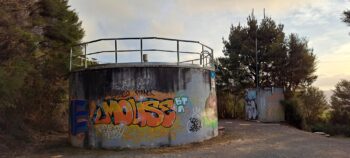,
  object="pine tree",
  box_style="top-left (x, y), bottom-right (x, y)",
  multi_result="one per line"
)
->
top-left (220, 13), bottom-right (316, 96)
top-left (331, 80), bottom-right (350, 124)
top-left (0, 0), bottom-right (84, 131)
